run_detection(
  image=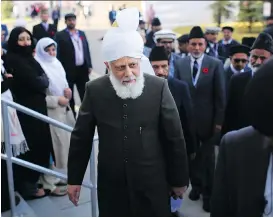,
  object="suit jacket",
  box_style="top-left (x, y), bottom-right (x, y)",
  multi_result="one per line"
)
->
top-left (54, 29), bottom-right (92, 80)
top-left (68, 74), bottom-right (189, 216)
top-left (218, 39), bottom-right (240, 60)
top-left (205, 42), bottom-right (226, 63)
top-left (174, 54), bottom-right (226, 141)
top-left (32, 23), bottom-right (57, 41)
top-left (168, 77), bottom-right (197, 155)
top-left (211, 126), bottom-right (272, 217)
top-left (222, 70), bottom-right (252, 135)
